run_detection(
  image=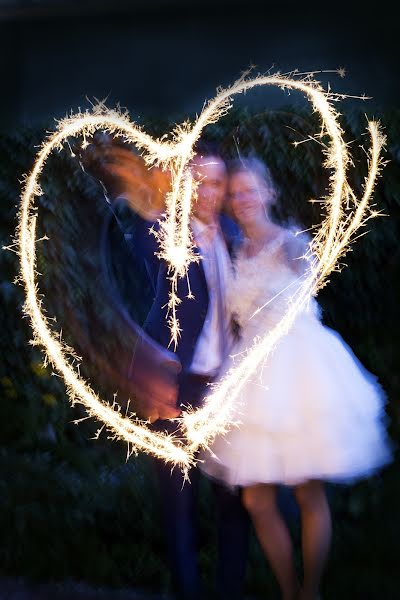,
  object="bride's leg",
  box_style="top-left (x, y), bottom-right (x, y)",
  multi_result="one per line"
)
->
top-left (293, 480), bottom-right (331, 600)
top-left (242, 484), bottom-right (299, 600)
